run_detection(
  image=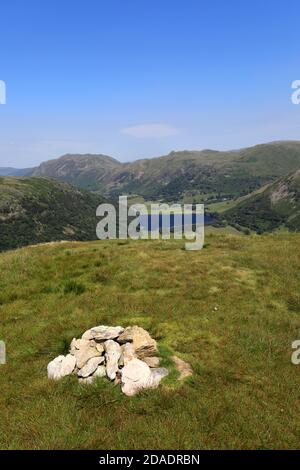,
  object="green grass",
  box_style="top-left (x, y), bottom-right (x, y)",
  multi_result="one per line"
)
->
top-left (207, 200), bottom-right (240, 213)
top-left (204, 225), bottom-right (241, 235)
top-left (1, 233), bottom-right (300, 449)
